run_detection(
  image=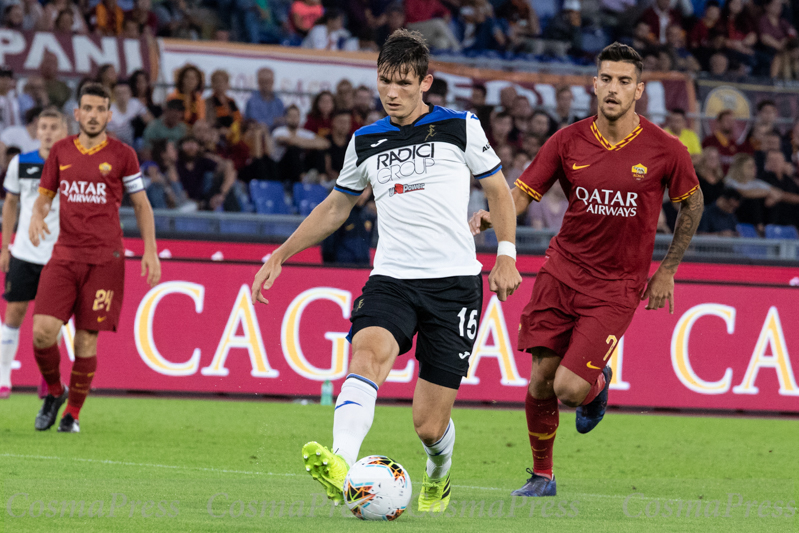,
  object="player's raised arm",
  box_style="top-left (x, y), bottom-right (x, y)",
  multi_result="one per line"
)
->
top-left (252, 190), bottom-right (360, 305)
top-left (480, 170), bottom-right (523, 301)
